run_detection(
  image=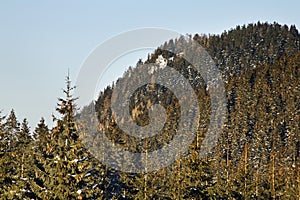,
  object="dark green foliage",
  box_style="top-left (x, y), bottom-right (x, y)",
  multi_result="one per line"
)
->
top-left (0, 22), bottom-right (299, 199)
top-left (0, 111), bottom-right (35, 199)
top-left (29, 75), bottom-right (107, 199)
